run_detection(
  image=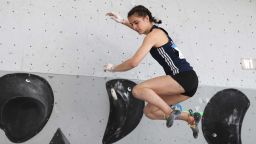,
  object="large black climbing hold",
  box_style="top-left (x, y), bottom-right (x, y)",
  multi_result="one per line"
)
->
top-left (103, 79), bottom-right (145, 144)
top-left (202, 88), bottom-right (250, 144)
top-left (49, 128), bottom-right (70, 144)
top-left (0, 73), bottom-right (54, 143)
